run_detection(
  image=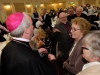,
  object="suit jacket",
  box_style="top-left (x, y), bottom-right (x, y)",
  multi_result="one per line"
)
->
top-left (63, 38), bottom-right (86, 75)
top-left (42, 14), bottom-right (52, 30)
top-left (53, 21), bottom-right (74, 59)
top-left (67, 14), bottom-right (75, 22)
top-left (71, 13), bottom-right (89, 21)
top-left (77, 64), bottom-right (100, 75)
top-left (1, 40), bottom-right (58, 75)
